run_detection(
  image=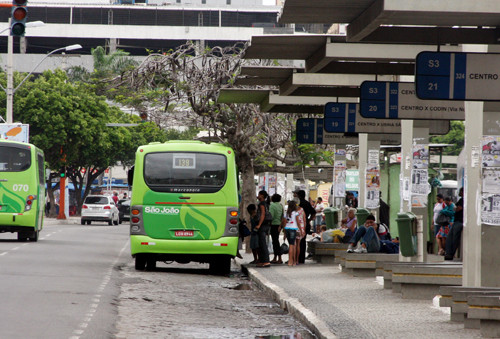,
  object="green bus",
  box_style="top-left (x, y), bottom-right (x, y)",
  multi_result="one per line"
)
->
top-left (129, 141), bottom-right (239, 274)
top-left (0, 139), bottom-right (45, 241)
